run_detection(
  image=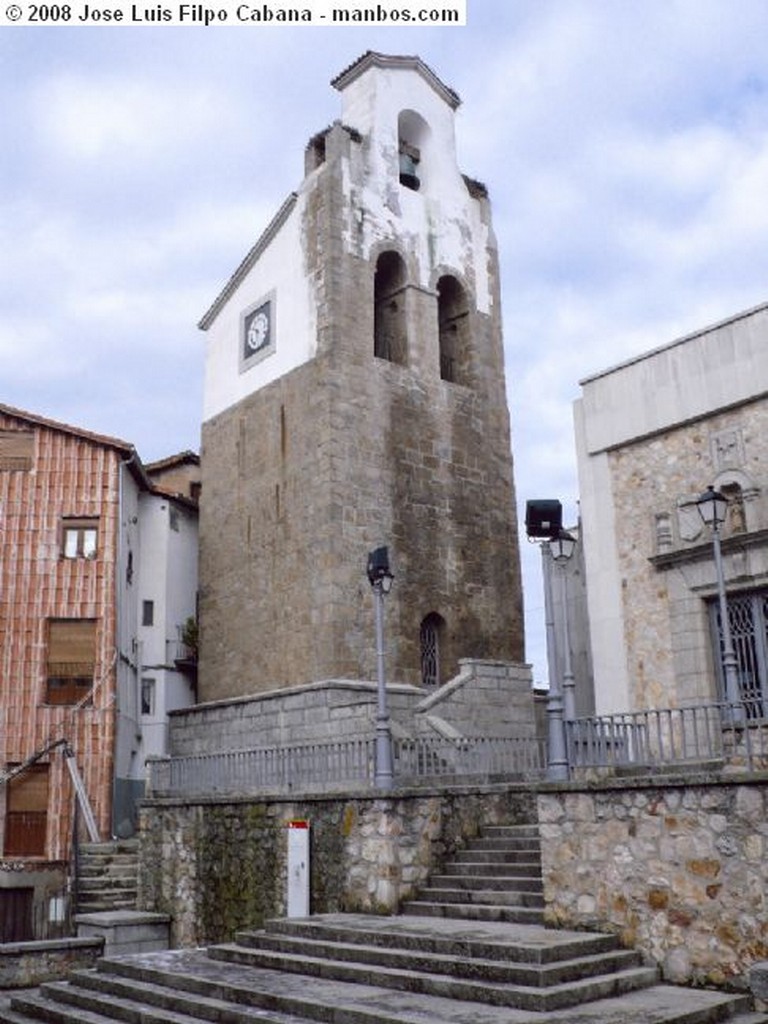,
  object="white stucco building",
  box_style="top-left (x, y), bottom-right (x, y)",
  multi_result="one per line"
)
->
top-left (574, 303), bottom-right (768, 716)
